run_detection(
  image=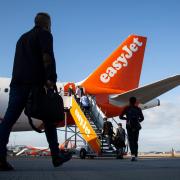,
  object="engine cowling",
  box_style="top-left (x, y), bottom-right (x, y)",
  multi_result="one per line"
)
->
top-left (139, 99), bottom-right (160, 110)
